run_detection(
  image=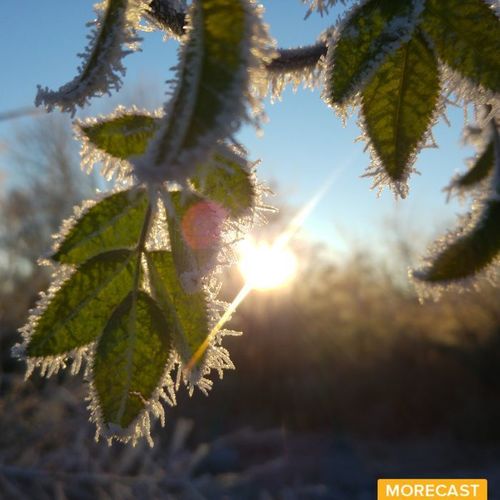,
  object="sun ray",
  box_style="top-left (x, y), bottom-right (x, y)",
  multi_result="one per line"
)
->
top-left (185, 161), bottom-right (352, 373)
